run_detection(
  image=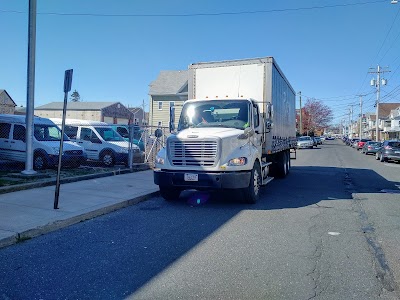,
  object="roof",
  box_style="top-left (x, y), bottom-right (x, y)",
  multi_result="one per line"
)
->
top-left (149, 70), bottom-right (188, 96)
top-left (0, 89), bottom-right (17, 106)
top-left (378, 103), bottom-right (400, 118)
top-left (35, 102), bottom-right (118, 110)
top-left (0, 114), bottom-right (55, 125)
top-left (50, 118), bottom-right (109, 126)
